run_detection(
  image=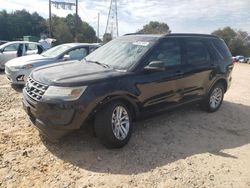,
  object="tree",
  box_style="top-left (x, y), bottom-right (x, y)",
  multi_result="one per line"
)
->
top-left (0, 9), bottom-right (97, 44)
top-left (212, 27), bottom-right (250, 56)
top-left (0, 9), bottom-right (47, 40)
top-left (51, 16), bottom-right (73, 44)
top-left (138, 21), bottom-right (171, 34)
